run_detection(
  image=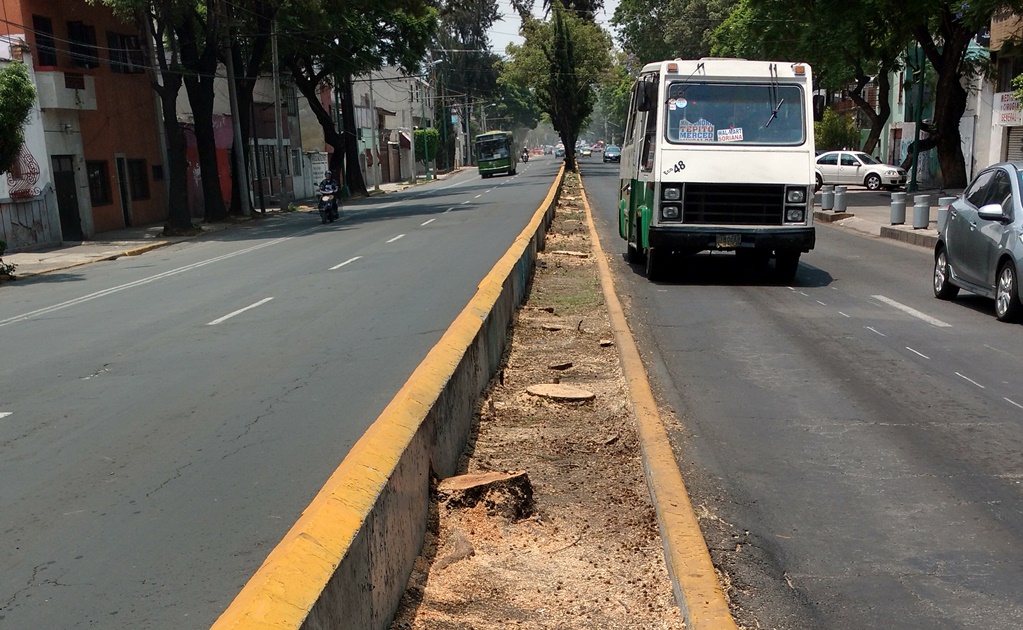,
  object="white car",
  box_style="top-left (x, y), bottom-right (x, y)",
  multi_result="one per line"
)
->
top-left (815, 150), bottom-right (907, 191)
